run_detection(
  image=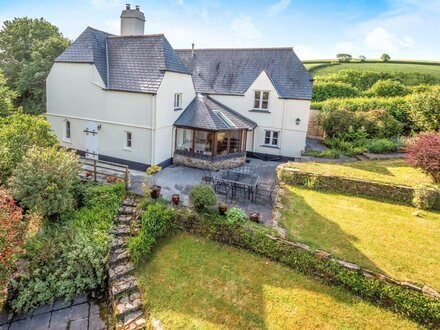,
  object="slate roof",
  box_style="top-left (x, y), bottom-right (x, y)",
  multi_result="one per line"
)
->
top-left (175, 94), bottom-right (257, 131)
top-left (176, 48), bottom-right (313, 100)
top-left (55, 27), bottom-right (190, 93)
